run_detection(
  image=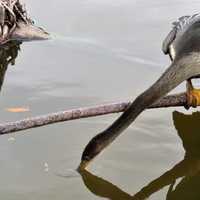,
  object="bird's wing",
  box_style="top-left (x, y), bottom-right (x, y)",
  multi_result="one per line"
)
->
top-left (162, 14), bottom-right (200, 55)
top-left (162, 28), bottom-right (177, 55)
